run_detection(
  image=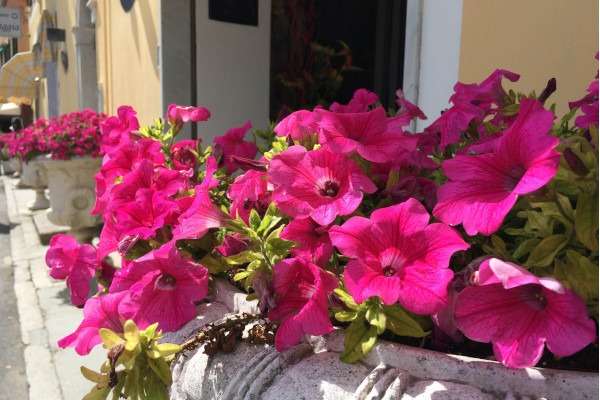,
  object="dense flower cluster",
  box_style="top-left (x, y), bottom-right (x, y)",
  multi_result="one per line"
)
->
top-left (0, 109), bottom-right (106, 161)
top-left (46, 70), bottom-right (598, 373)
